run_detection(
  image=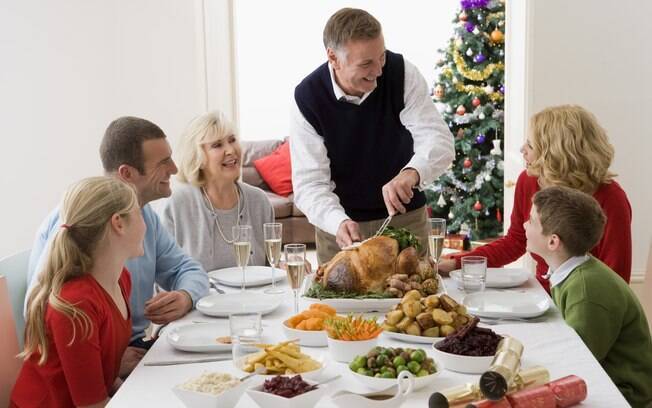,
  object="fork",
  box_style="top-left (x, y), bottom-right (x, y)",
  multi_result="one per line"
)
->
top-left (208, 276), bottom-right (226, 294)
top-left (374, 214), bottom-right (394, 237)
